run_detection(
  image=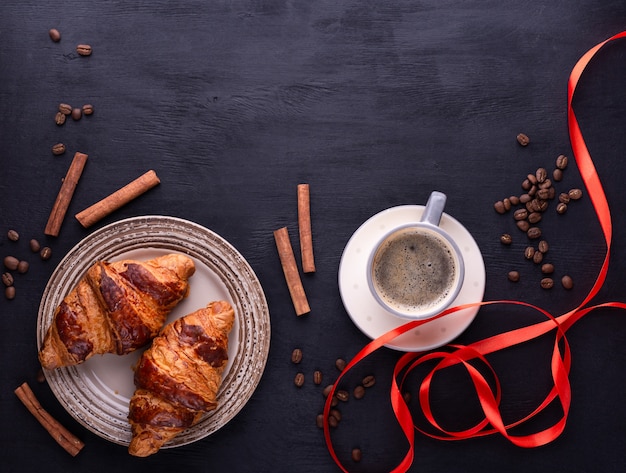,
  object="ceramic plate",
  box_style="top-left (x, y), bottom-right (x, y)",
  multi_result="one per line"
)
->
top-left (339, 205), bottom-right (485, 351)
top-left (37, 216), bottom-right (270, 448)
